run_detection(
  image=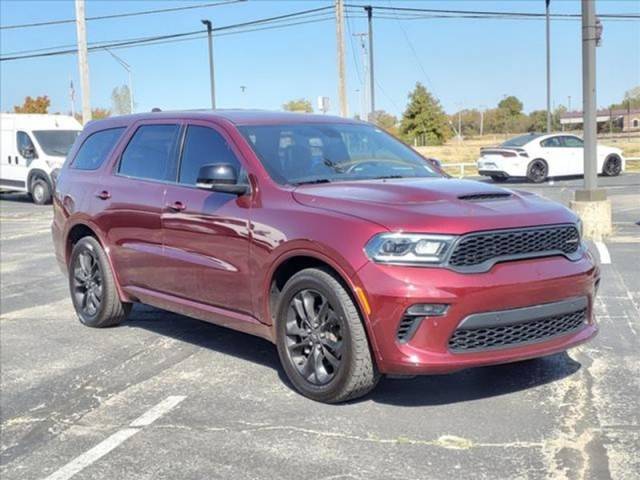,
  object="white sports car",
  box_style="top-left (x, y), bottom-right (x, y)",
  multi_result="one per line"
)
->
top-left (477, 133), bottom-right (625, 183)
